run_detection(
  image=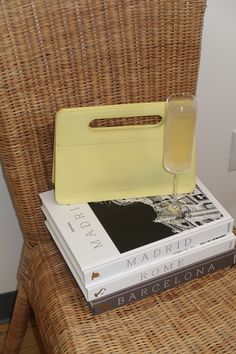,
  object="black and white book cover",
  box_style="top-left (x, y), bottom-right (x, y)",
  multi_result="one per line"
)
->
top-left (40, 178), bottom-right (234, 285)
